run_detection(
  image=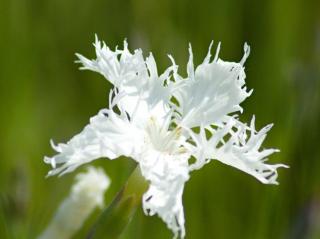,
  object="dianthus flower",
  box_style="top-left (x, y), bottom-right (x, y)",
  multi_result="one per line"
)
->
top-left (39, 167), bottom-right (110, 239)
top-left (44, 36), bottom-right (287, 238)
